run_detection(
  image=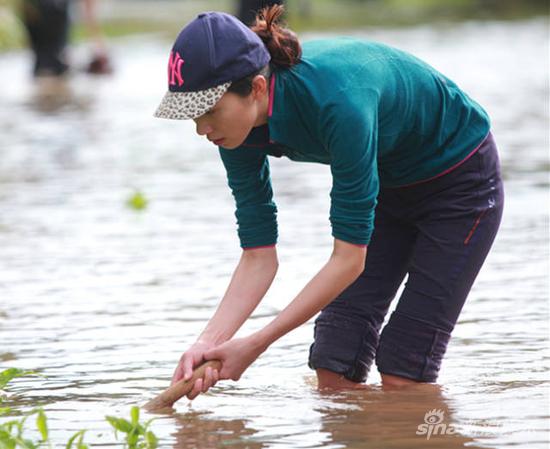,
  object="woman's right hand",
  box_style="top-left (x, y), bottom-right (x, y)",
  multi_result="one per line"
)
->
top-left (171, 340), bottom-right (220, 400)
